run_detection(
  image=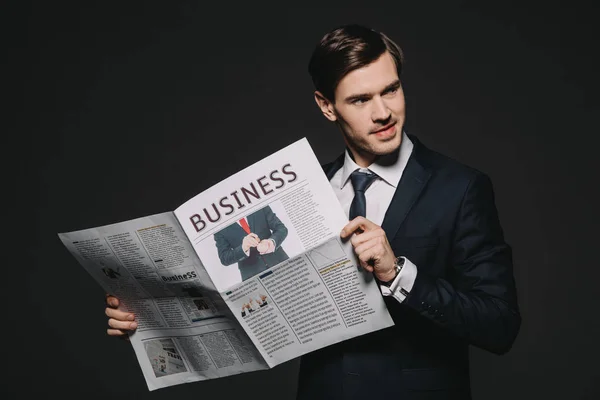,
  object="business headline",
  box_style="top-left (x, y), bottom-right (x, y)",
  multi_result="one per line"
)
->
top-left (189, 163), bottom-right (297, 233)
